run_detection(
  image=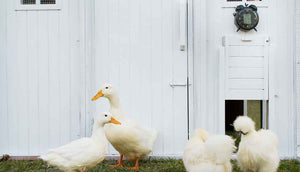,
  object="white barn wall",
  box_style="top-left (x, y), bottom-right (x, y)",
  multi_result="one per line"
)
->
top-left (192, 0), bottom-right (296, 157)
top-left (0, 0), bottom-right (83, 156)
top-left (0, 0), bottom-right (299, 158)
